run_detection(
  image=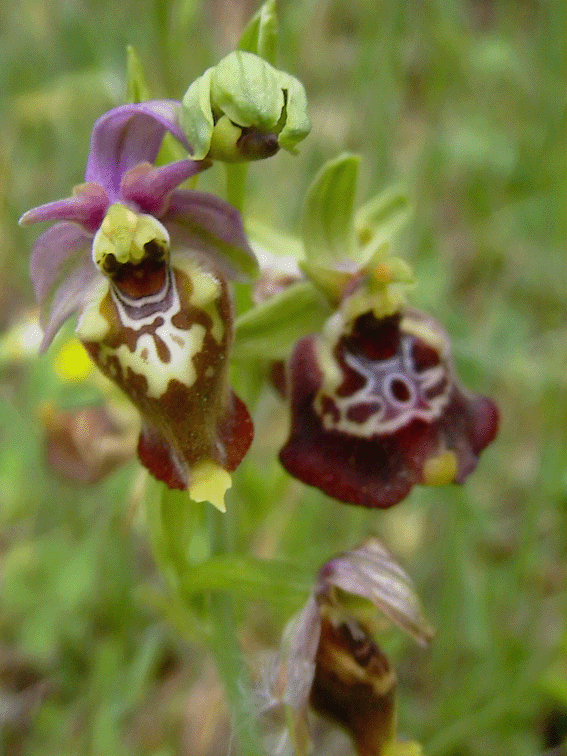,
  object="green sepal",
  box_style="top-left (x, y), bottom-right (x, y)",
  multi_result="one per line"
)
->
top-left (126, 45), bottom-right (151, 103)
top-left (299, 260), bottom-right (353, 304)
top-left (237, 0), bottom-right (278, 66)
top-left (234, 280), bottom-right (330, 360)
top-left (355, 185), bottom-right (412, 266)
top-left (277, 72), bottom-right (311, 153)
top-left (301, 154), bottom-right (360, 266)
top-left (180, 67), bottom-right (215, 161)
top-left (211, 51), bottom-right (283, 131)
